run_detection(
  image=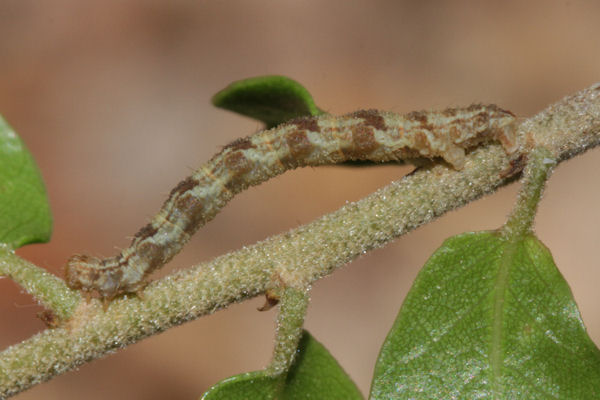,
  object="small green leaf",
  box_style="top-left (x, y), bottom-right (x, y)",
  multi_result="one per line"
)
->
top-left (0, 116), bottom-right (52, 248)
top-left (212, 75), bottom-right (324, 129)
top-left (202, 330), bottom-right (363, 400)
top-left (370, 232), bottom-right (600, 399)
